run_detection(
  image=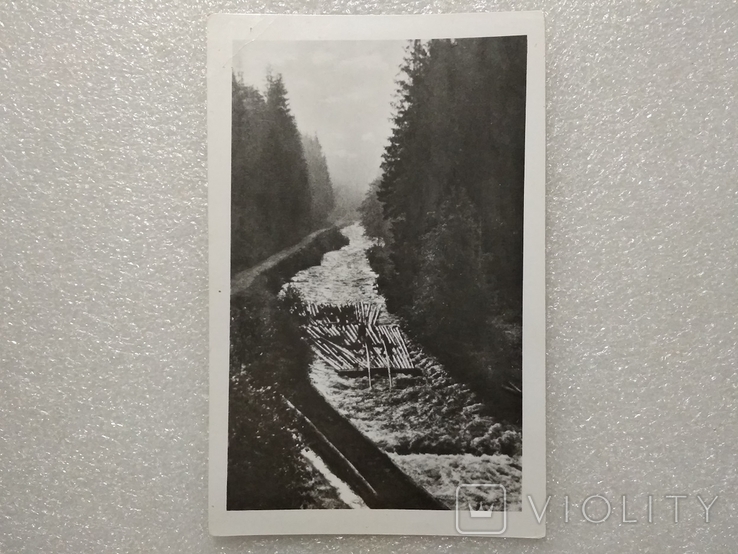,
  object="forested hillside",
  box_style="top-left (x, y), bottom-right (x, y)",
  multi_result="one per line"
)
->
top-left (231, 73), bottom-right (335, 275)
top-left (302, 134), bottom-right (336, 229)
top-left (362, 37), bottom-right (527, 423)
